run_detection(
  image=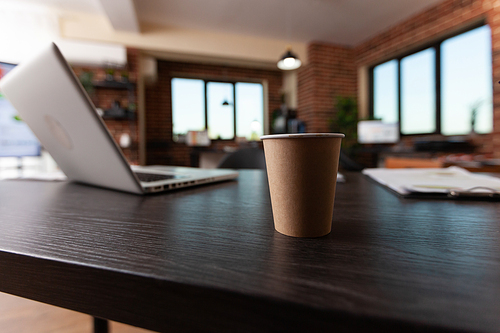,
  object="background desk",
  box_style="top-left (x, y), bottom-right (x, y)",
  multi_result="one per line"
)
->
top-left (0, 171), bottom-right (499, 332)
